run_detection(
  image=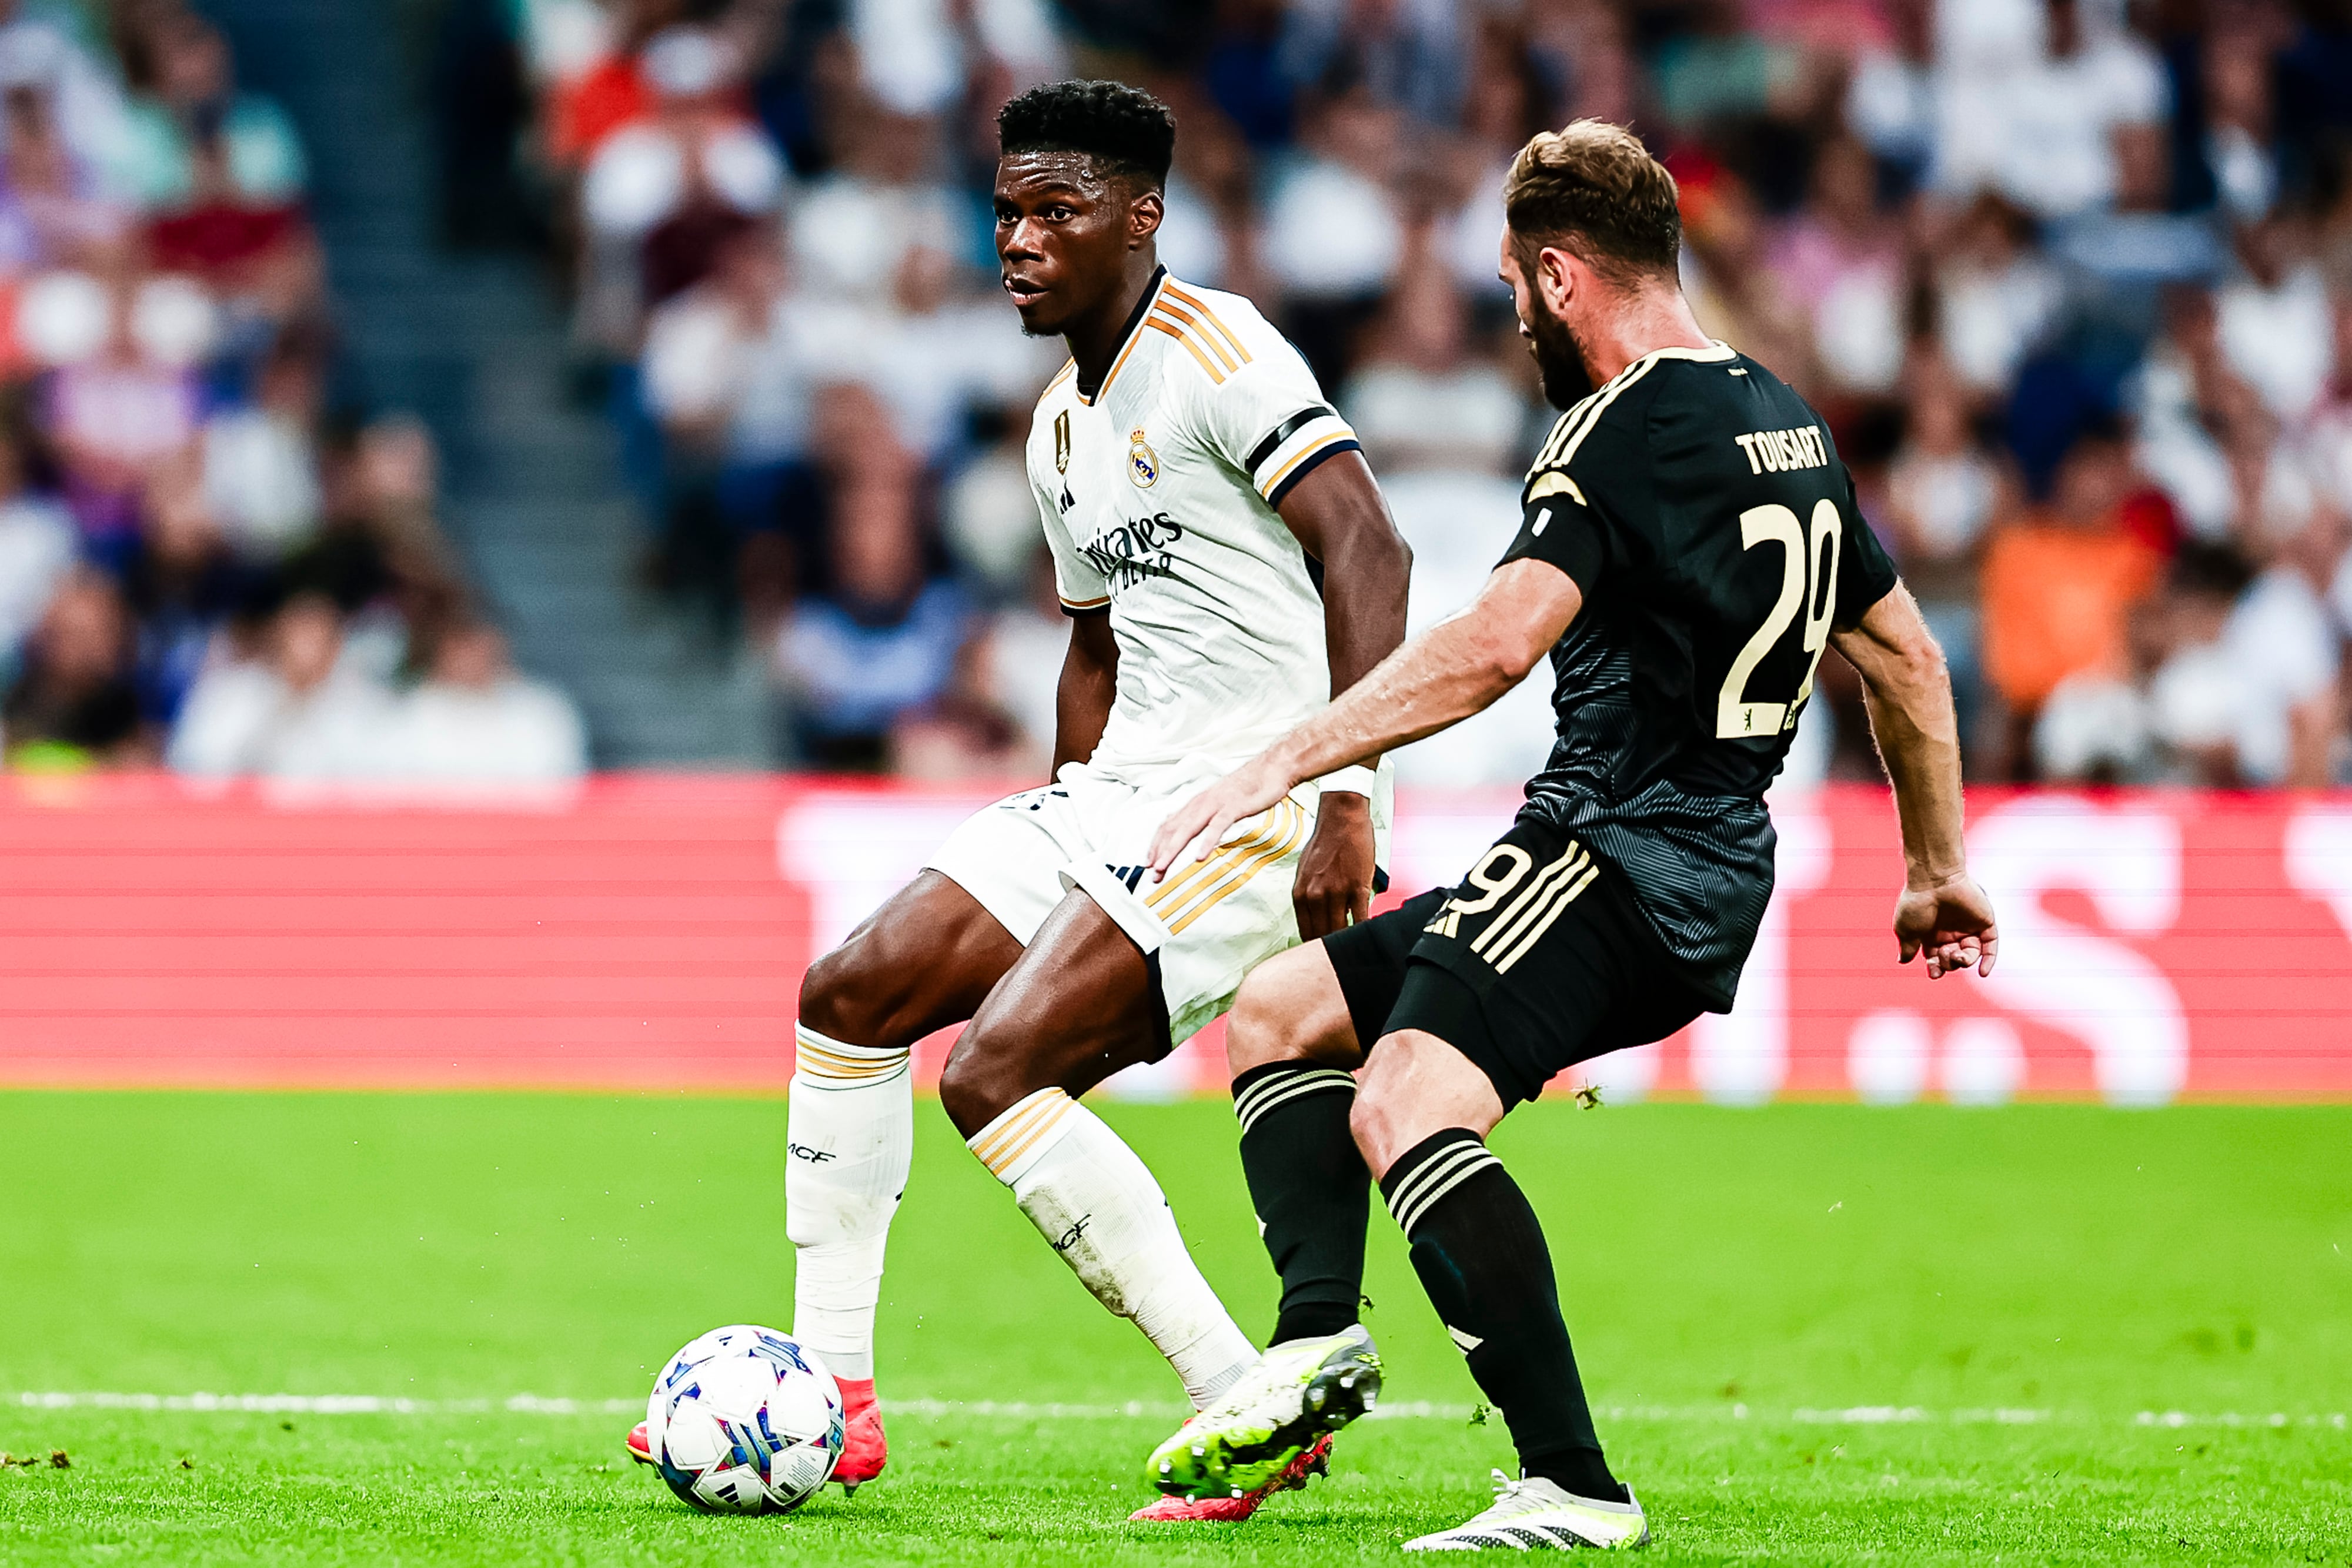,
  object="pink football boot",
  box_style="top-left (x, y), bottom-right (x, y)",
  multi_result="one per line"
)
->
top-left (831, 1376), bottom-right (888, 1493)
